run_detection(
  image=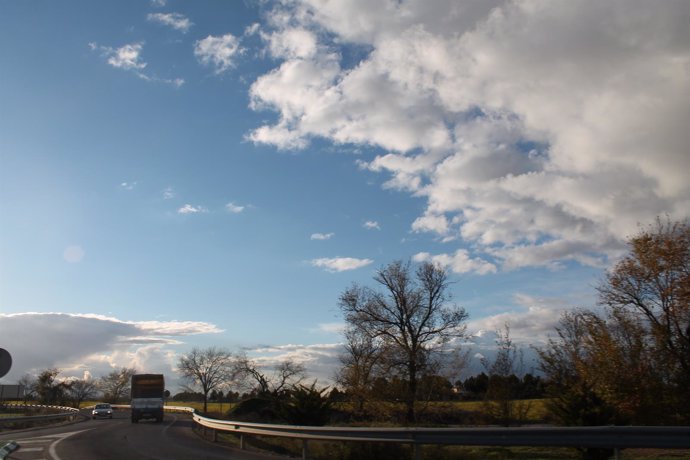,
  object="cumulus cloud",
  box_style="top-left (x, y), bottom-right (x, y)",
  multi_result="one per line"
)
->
top-left (363, 221), bottom-right (380, 230)
top-left (194, 34), bottom-right (242, 74)
top-left (162, 187), bottom-right (175, 199)
top-left (247, 0), bottom-right (690, 271)
top-left (104, 42), bottom-right (147, 70)
top-left (243, 342), bottom-right (343, 384)
top-left (414, 249), bottom-right (496, 275)
top-left (0, 313), bottom-right (222, 385)
top-left (466, 293), bottom-right (575, 344)
top-left (177, 204), bottom-right (208, 214)
top-left (310, 232), bottom-right (334, 240)
top-left (147, 12), bottom-right (193, 33)
top-left (90, 42), bottom-right (184, 87)
top-left (311, 257), bottom-right (373, 272)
